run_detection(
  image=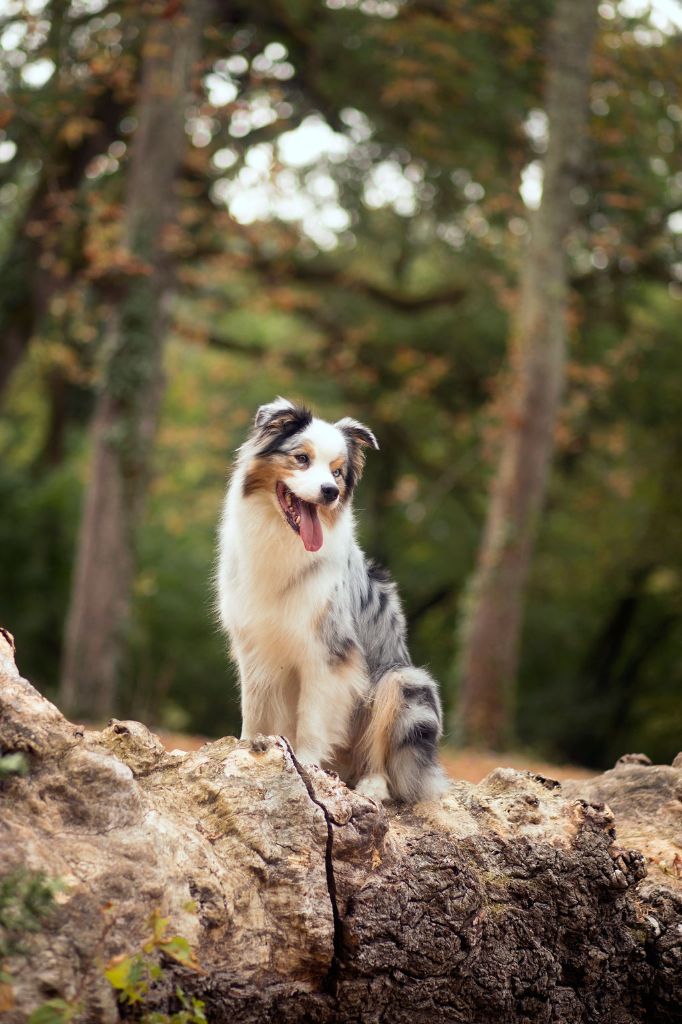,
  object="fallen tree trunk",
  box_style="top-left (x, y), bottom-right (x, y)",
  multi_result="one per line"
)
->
top-left (0, 628), bottom-right (680, 1023)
